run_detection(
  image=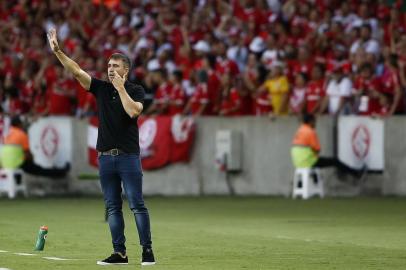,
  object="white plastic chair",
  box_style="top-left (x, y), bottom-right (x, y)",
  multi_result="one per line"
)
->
top-left (0, 168), bottom-right (27, 199)
top-left (292, 168), bottom-right (324, 199)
